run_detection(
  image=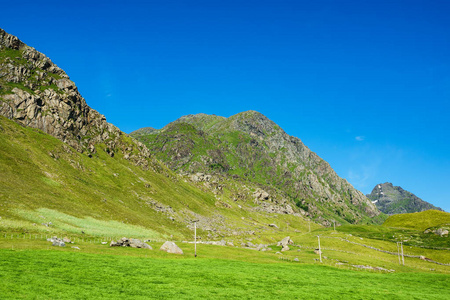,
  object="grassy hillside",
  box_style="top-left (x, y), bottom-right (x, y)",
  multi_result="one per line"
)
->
top-left (383, 210), bottom-right (450, 231)
top-left (0, 115), bottom-right (318, 242)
